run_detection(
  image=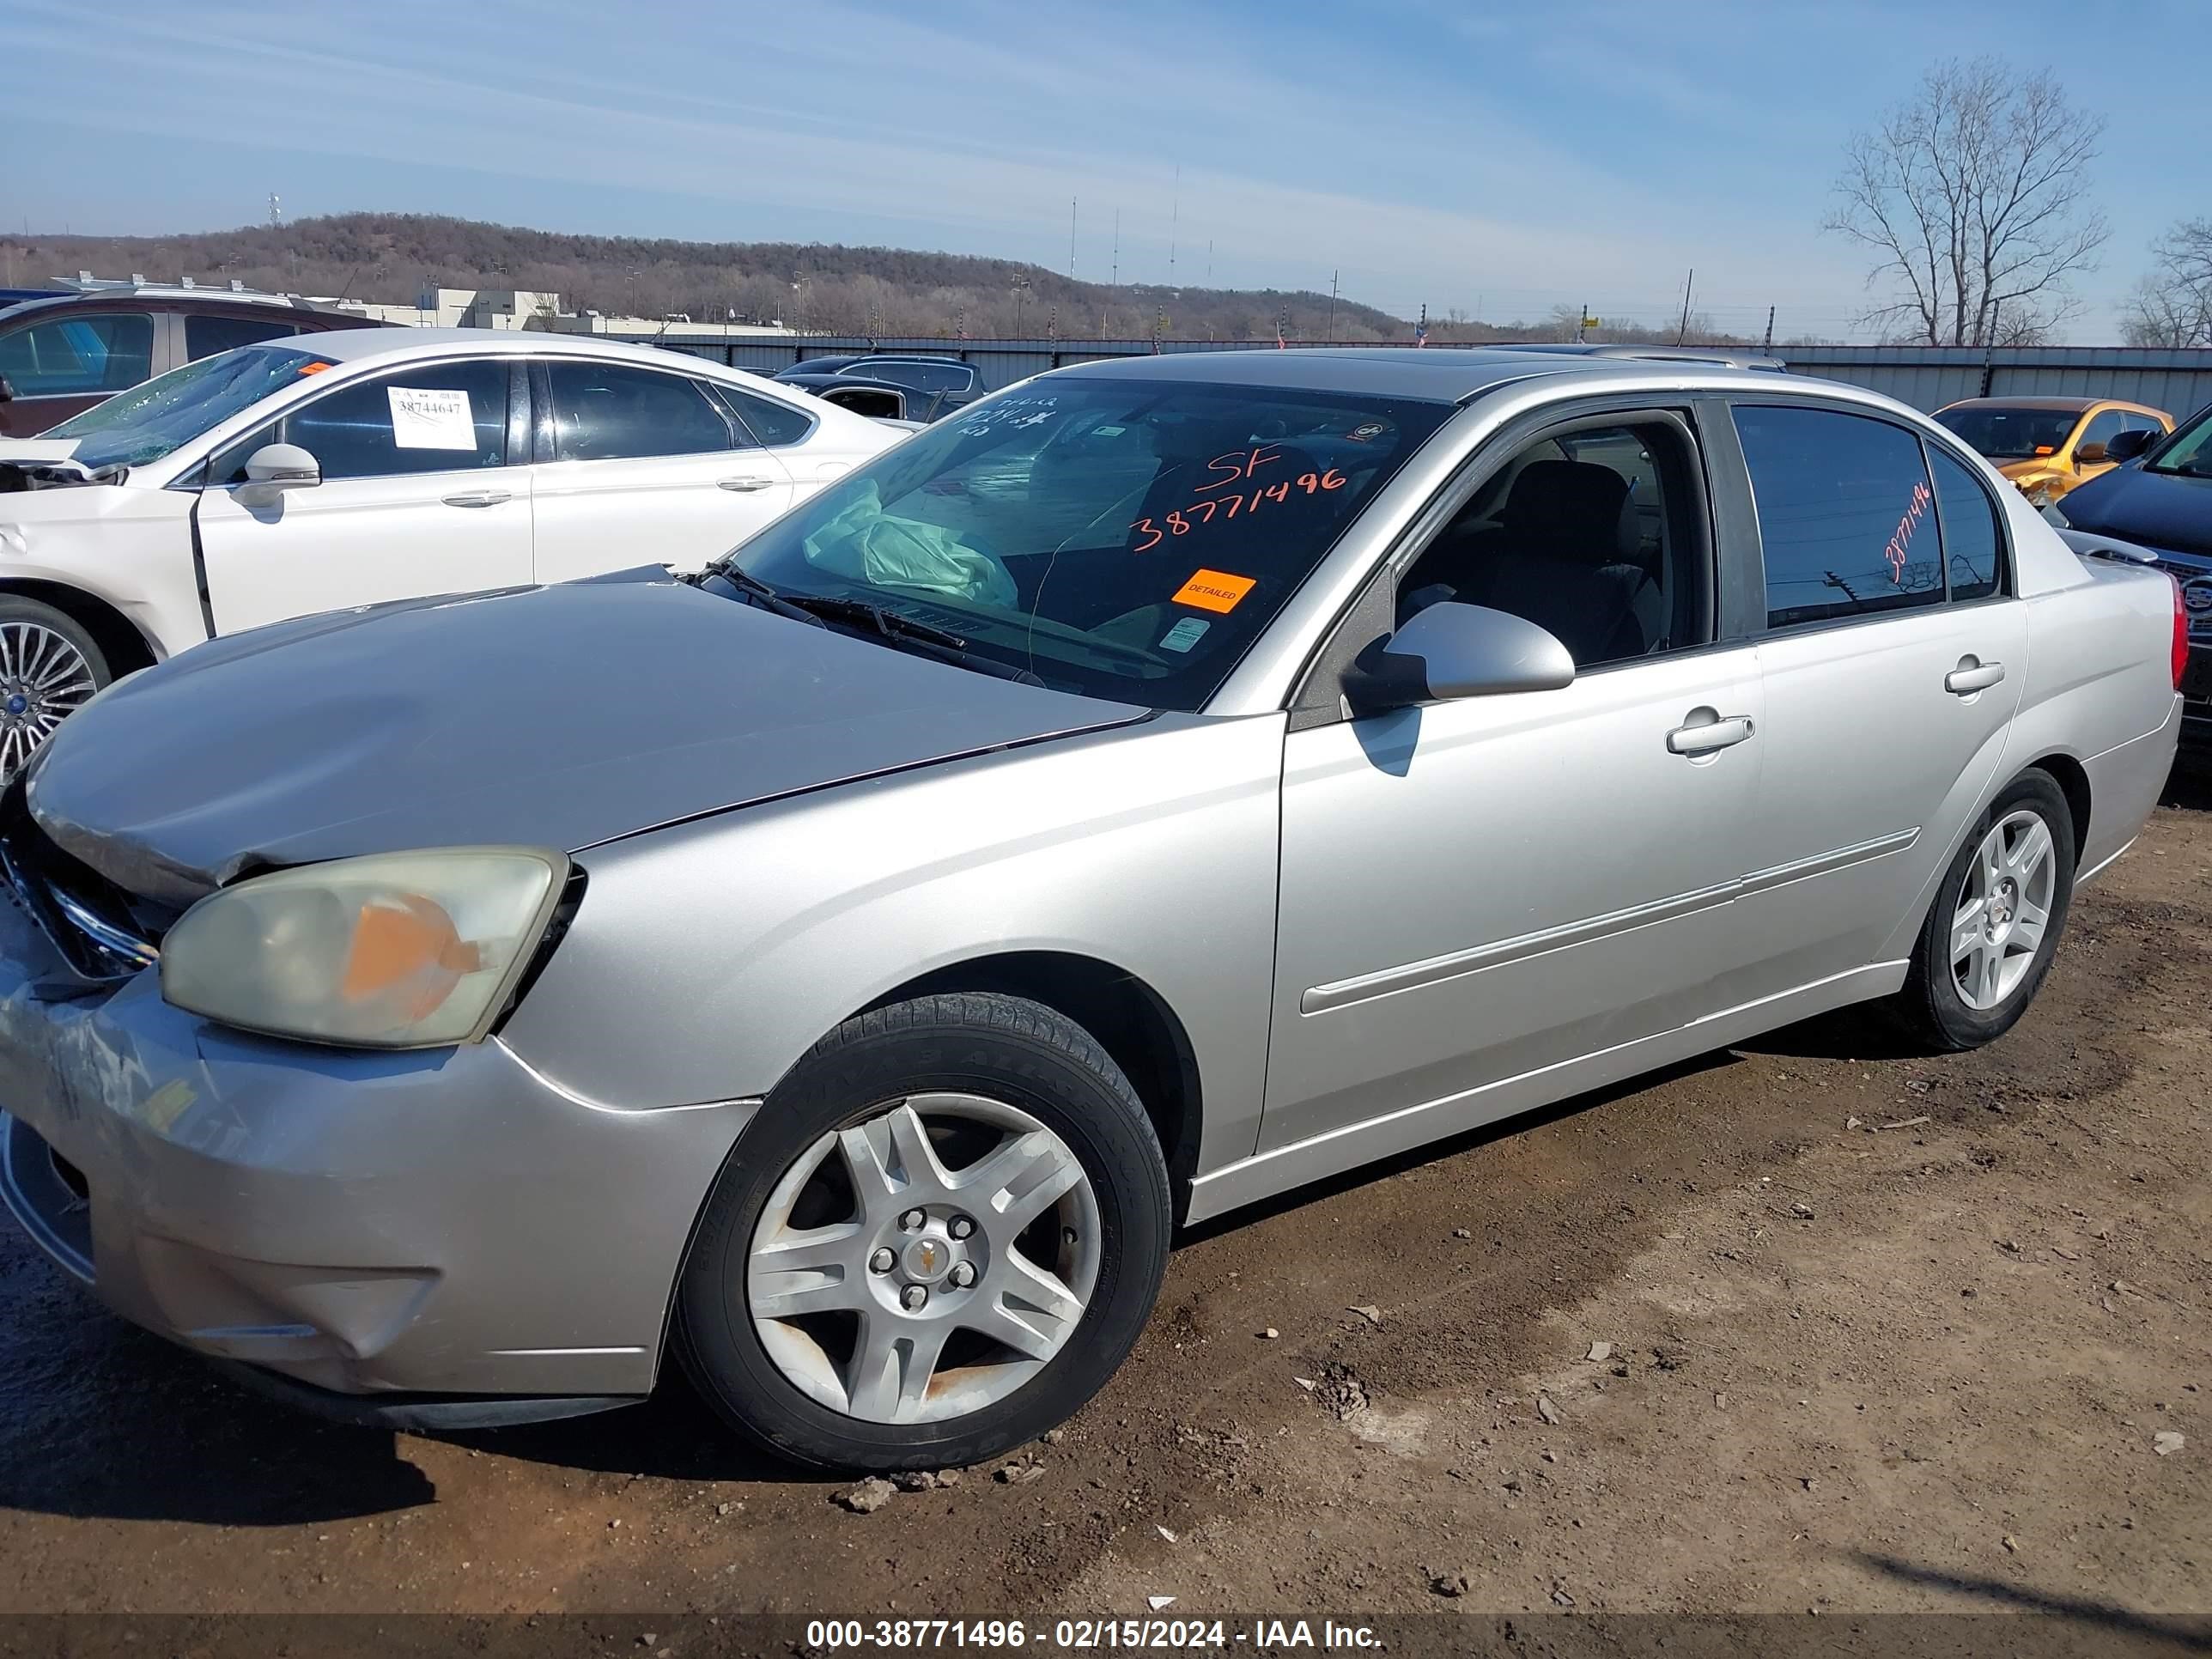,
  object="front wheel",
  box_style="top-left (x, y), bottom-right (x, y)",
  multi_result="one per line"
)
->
top-left (0, 599), bottom-right (109, 784)
top-left (678, 993), bottom-right (1171, 1471)
top-left (1892, 771), bottom-right (2076, 1050)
